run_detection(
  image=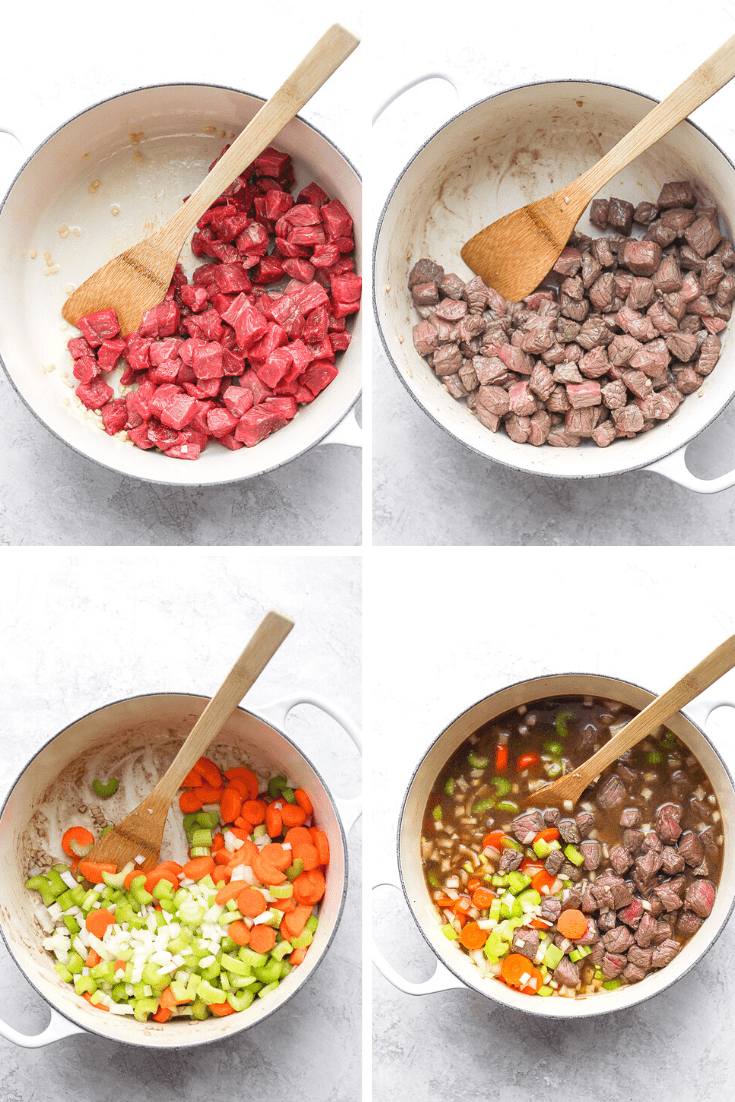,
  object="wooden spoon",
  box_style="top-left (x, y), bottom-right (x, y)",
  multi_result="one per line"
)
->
top-left (530, 633), bottom-right (735, 810)
top-left (85, 609), bottom-right (293, 872)
top-left (61, 24), bottom-right (359, 335)
top-left (461, 32), bottom-right (735, 302)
